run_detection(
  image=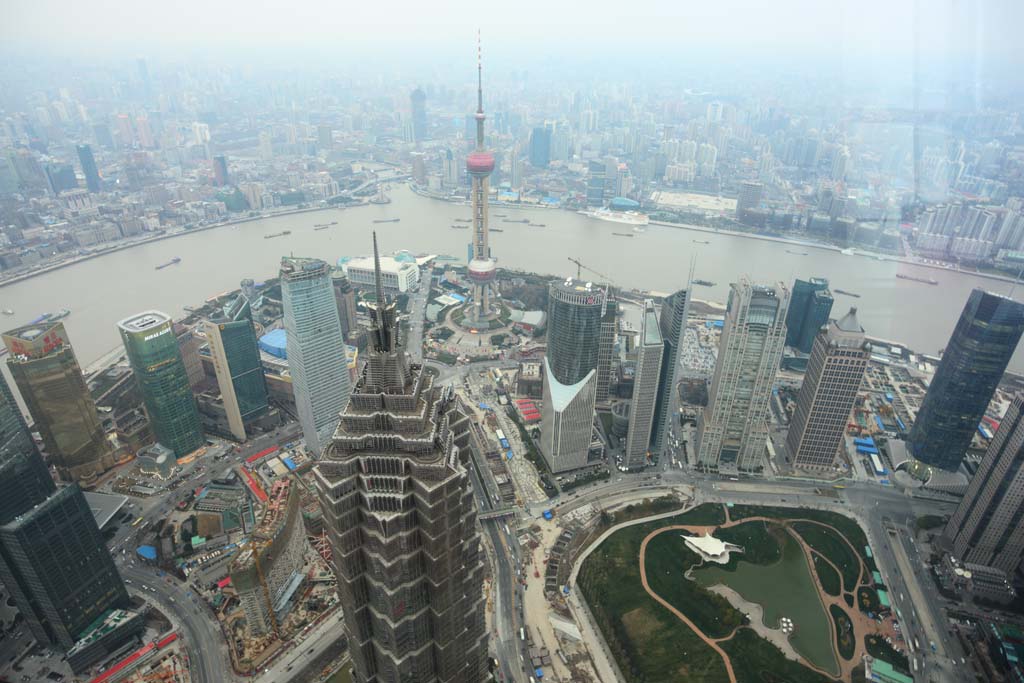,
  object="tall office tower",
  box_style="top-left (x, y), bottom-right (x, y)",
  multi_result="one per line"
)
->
top-left (465, 41), bottom-right (498, 324)
top-left (509, 143), bottom-right (523, 190)
top-left (831, 146), bottom-right (850, 182)
top-left (44, 163), bottom-right (77, 196)
top-left (651, 287), bottom-right (691, 455)
top-left (229, 480), bottom-right (307, 635)
top-left (786, 309), bottom-right (870, 469)
top-left (212, 155), bottom-right (229, 186)
top-left (280, 257), bottom-right (352, 455)
top-left (331, 270), bottom-right (358, 338)
top-left (315, 235), bottom-right (489, 683)
top-left (92, 123), bottom-right (115, 150)
top-left (175, 324), bottom-right (206, 389)
top-left (736, 180), bottom-right (763, 220)
top-left (0, 374), bottom-right (128, 650)
top-left (118, 311), bottom-right (204, 460)
top-left (945, 395), bottom-right (1024, 575)
top-left (624, 301), bottom-right (664, 470)
top-left (909, 289), bottom-right (1024, 471)
top-left (529, 126), bottom-right (551, 168)
top-left (76, 144), bottom-right (101, 193)
top-left (205, 296), bottom-right (269, 442)
top-left (410, 87), bottom-right (428, 142)
top-left (595, 298), bottom-right (617, 404)
top-left (258, 131), bottom-right (273, 161)
top-left (785, 277), bottom-right (833, 353)
top-left (541, 279), bottom-right (606, 472)
top-left (3, 322), bottom-right (115, 485)
top-left (697, 280), bottom-right (790, 473)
